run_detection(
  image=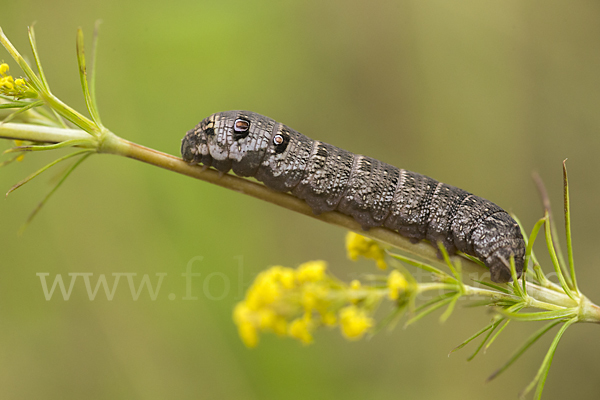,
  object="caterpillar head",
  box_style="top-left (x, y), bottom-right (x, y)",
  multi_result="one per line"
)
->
top-left (181, 111), bottom-right (277, 176)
